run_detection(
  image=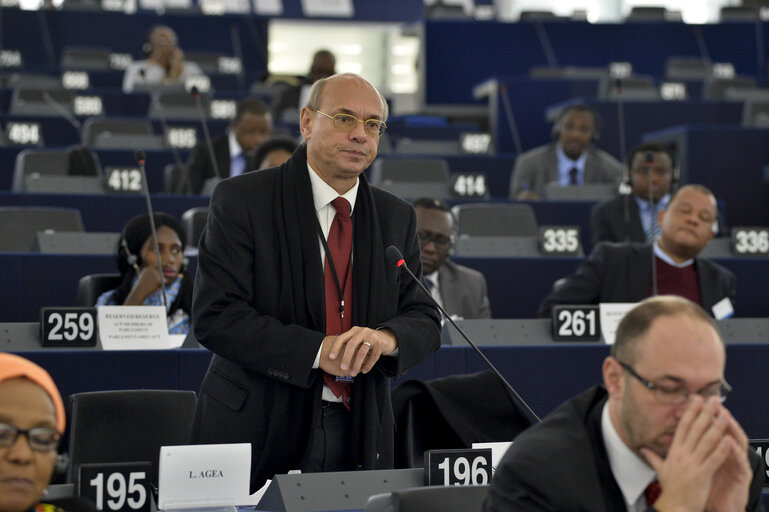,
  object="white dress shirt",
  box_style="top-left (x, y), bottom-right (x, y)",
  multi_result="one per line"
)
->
top-left (601, 402), bottom-right (657, 512)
